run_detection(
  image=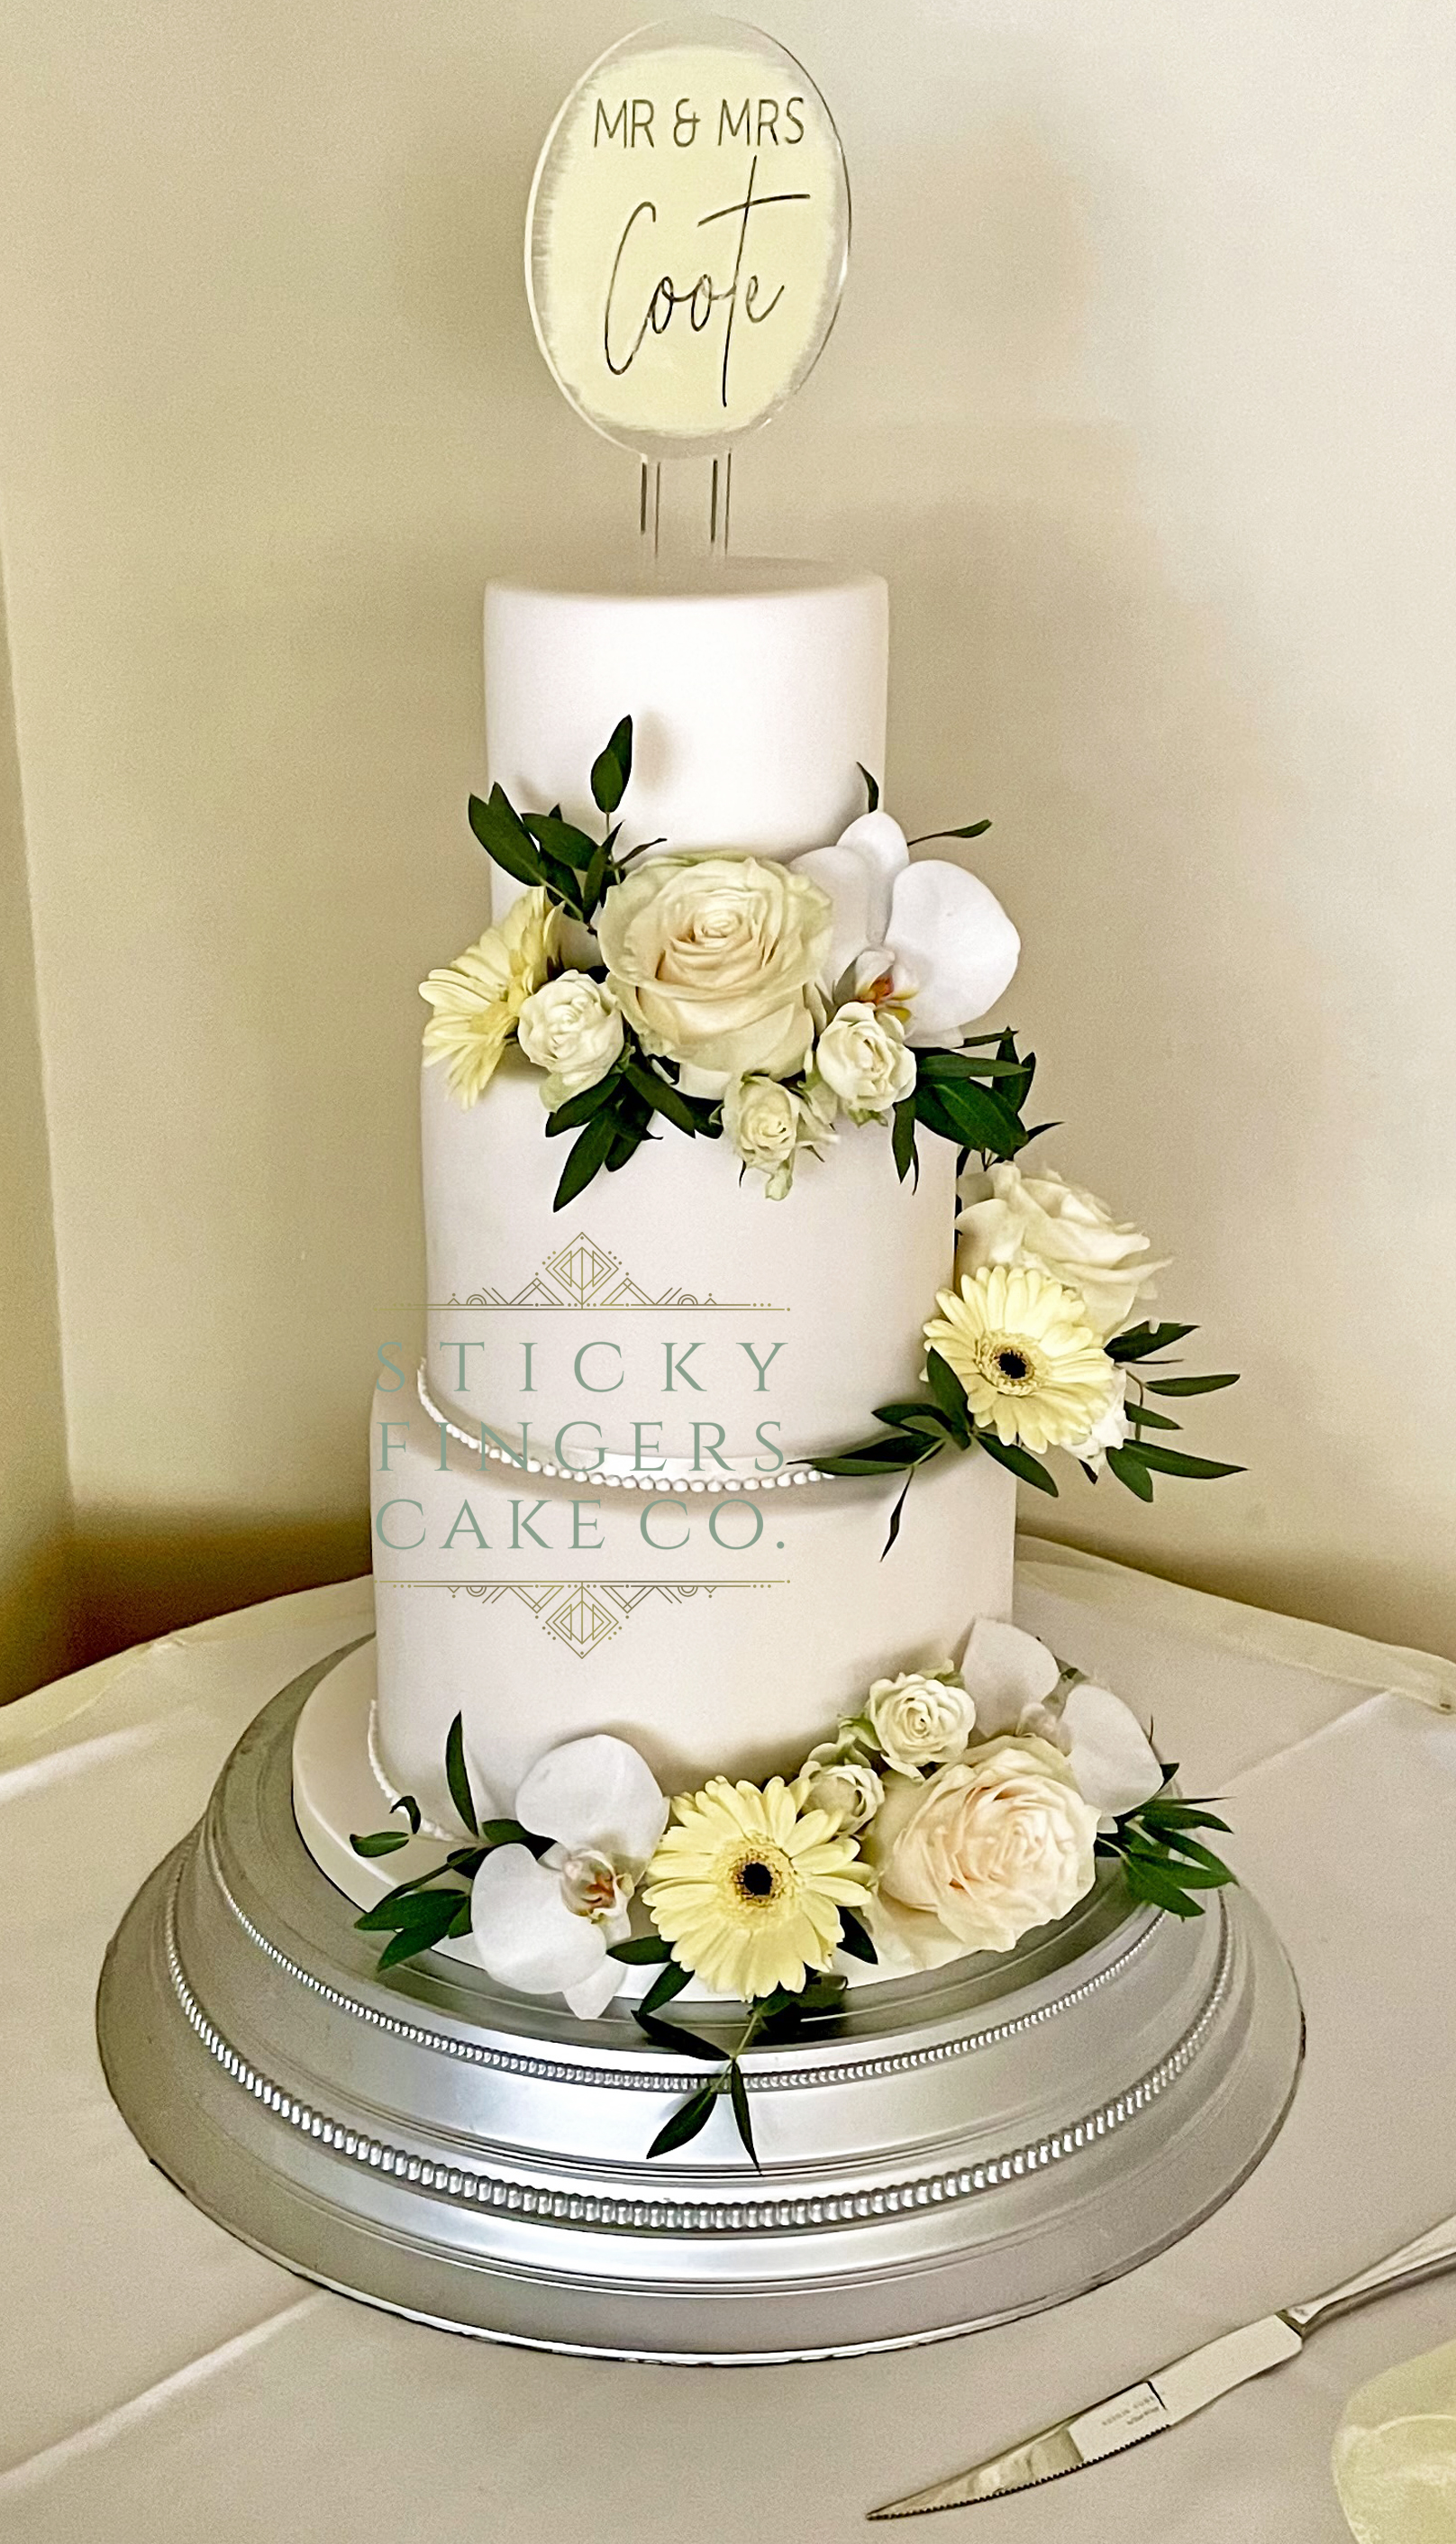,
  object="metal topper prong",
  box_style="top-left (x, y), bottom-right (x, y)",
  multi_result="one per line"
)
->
top-left (639, 460), bottom-right (662, 560)
top-left (709, 451), bottom-right (733, 556)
